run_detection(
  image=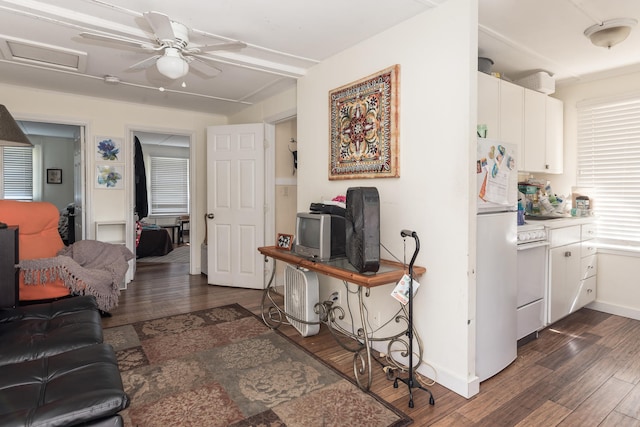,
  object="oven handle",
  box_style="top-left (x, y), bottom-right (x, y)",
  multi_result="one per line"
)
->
top-left (517, 241), bottom-right (549, 251)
